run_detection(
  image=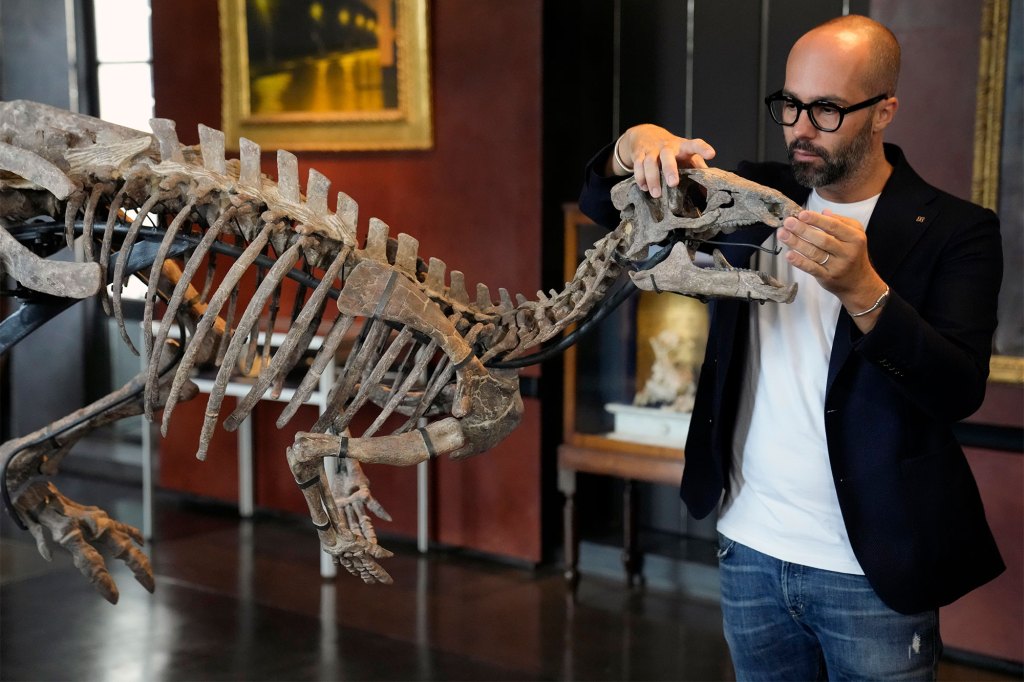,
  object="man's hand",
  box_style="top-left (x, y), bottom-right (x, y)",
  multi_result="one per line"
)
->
top-left (607, 124), bottom-right (716, 198)
top-left (778, 209), bottom-right (889, 331)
